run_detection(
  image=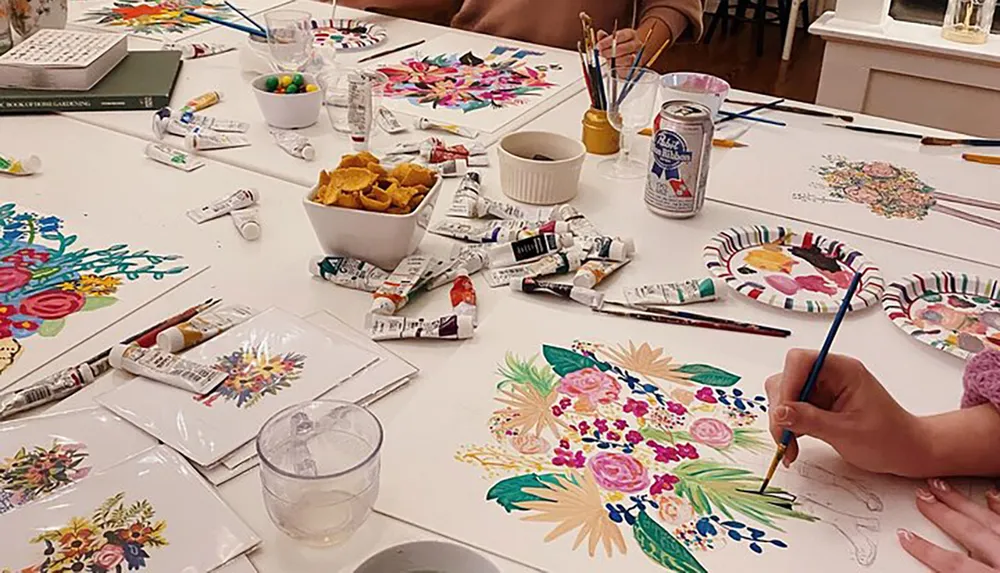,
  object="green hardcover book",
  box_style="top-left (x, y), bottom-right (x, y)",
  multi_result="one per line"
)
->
top-left (0, 51), bottom-right (182, 114)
